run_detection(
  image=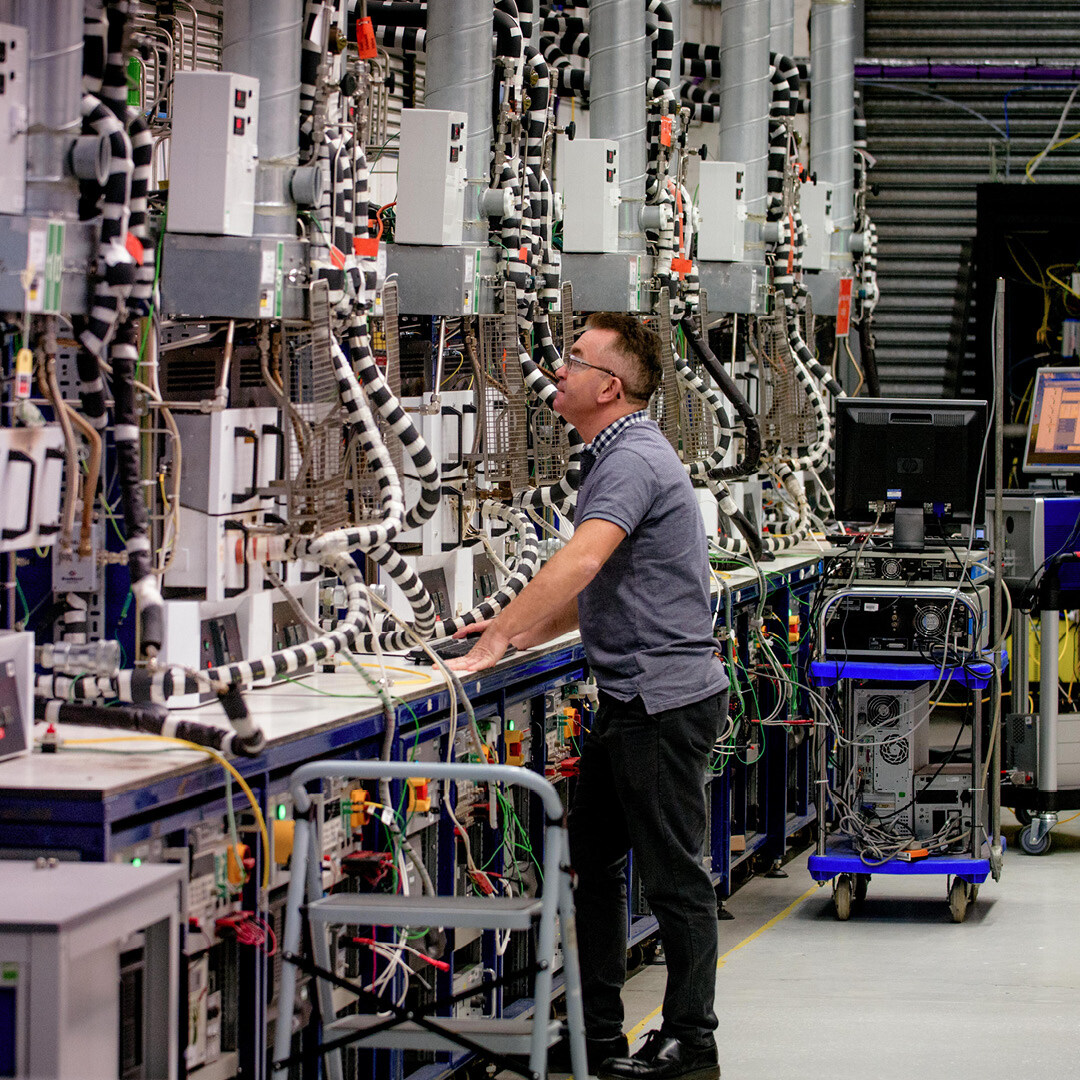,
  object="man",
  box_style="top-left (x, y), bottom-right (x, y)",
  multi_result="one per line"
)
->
top-left (448, 313), bottom-right (728, 1080)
